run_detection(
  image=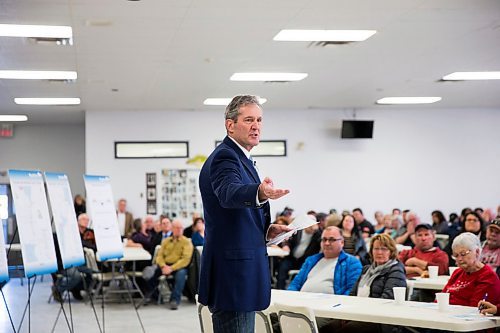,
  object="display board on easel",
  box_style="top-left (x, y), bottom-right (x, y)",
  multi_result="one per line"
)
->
top-left (8, 170), bottom-right (58, 277)
top-left (83, 175), bottom-right (123, 261)
top-left (45, 172), bottom-right (85, 269)
top-left (0, 225), bottom-right (8, 283)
